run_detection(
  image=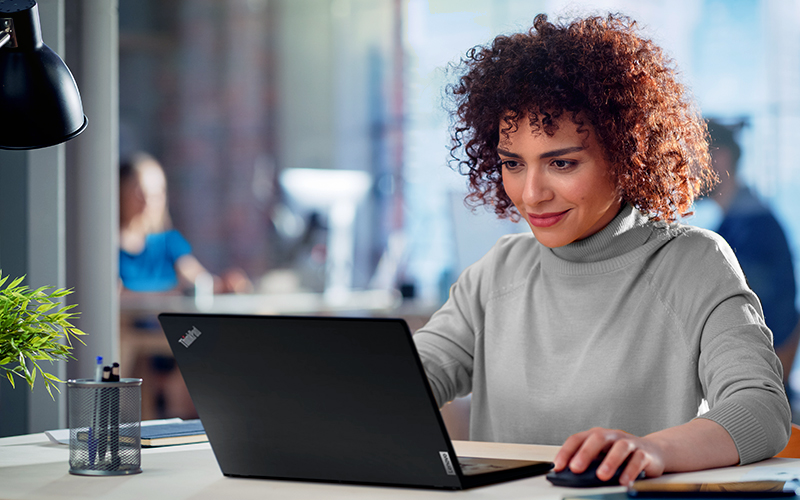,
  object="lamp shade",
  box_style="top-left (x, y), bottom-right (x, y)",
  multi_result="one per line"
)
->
top-left (0, 0), bottom-right (87, 150)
